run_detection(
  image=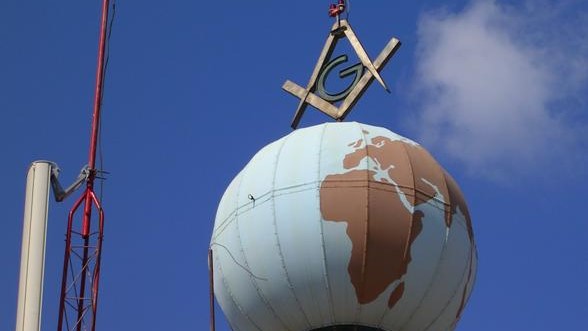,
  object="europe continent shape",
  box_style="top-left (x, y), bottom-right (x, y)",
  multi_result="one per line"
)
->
top-left (210, 122), bottom-right (477, 331)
